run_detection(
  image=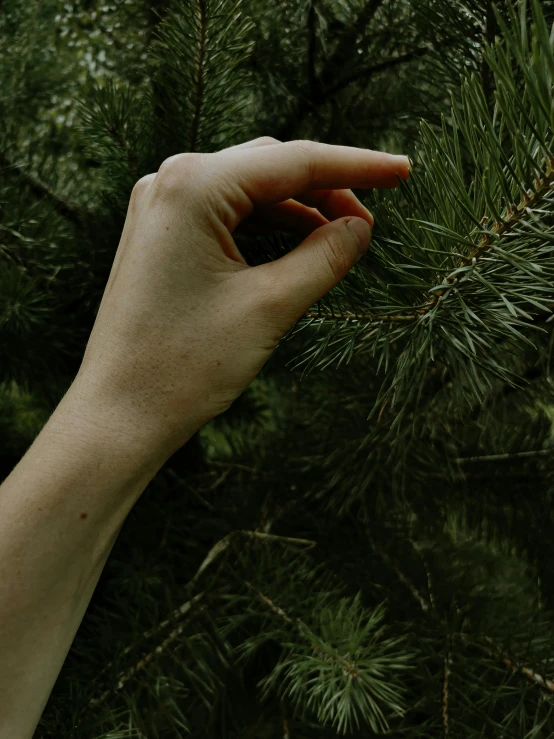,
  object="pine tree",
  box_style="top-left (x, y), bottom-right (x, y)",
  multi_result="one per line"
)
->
top-left (2, 0), bottom-right (554, 736)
